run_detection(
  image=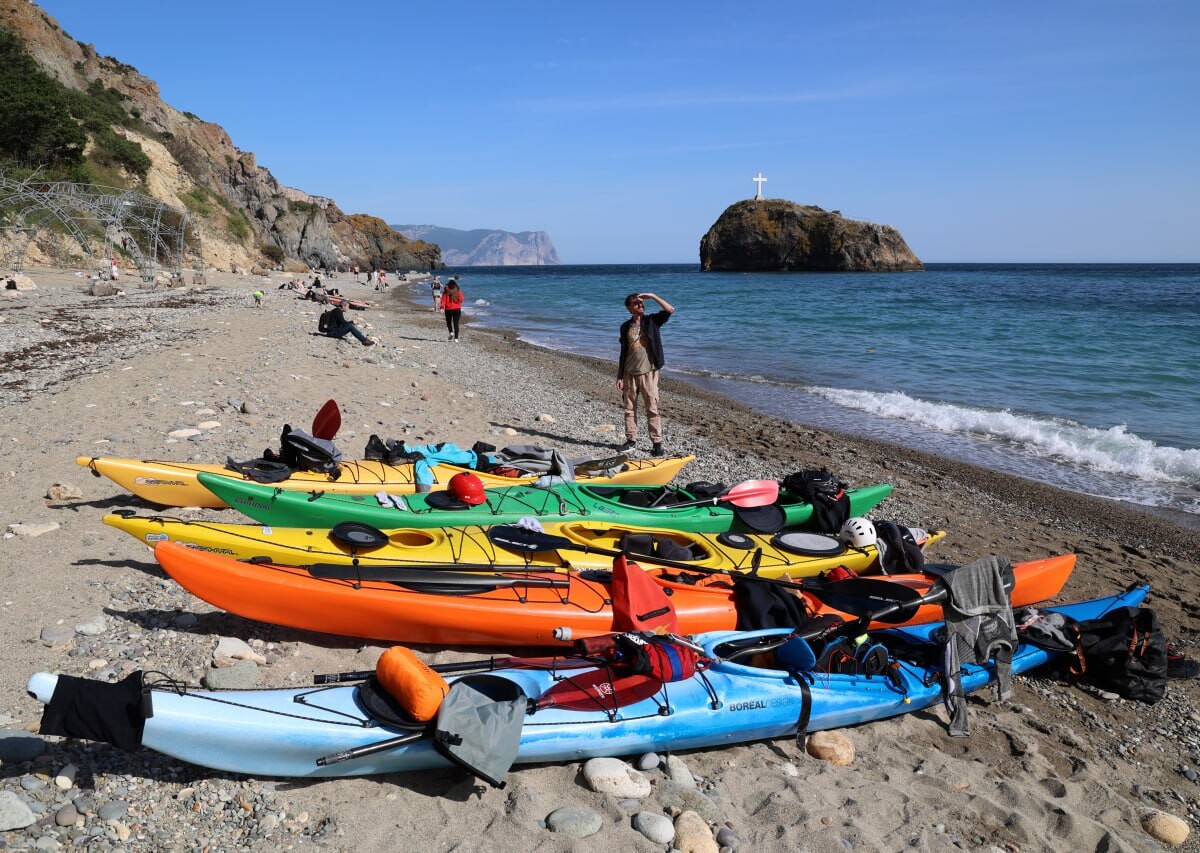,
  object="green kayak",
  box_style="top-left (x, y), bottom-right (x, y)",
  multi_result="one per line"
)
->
top-left (196, 471), bottom-right (893, 534)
